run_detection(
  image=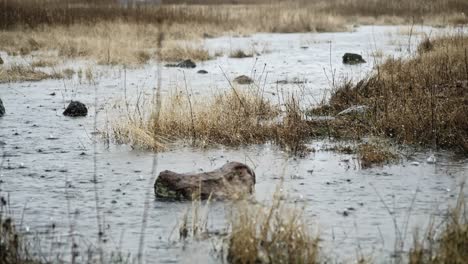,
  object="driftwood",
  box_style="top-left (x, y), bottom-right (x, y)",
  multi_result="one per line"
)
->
top-left (154, 162), bottom-right (256, 200)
